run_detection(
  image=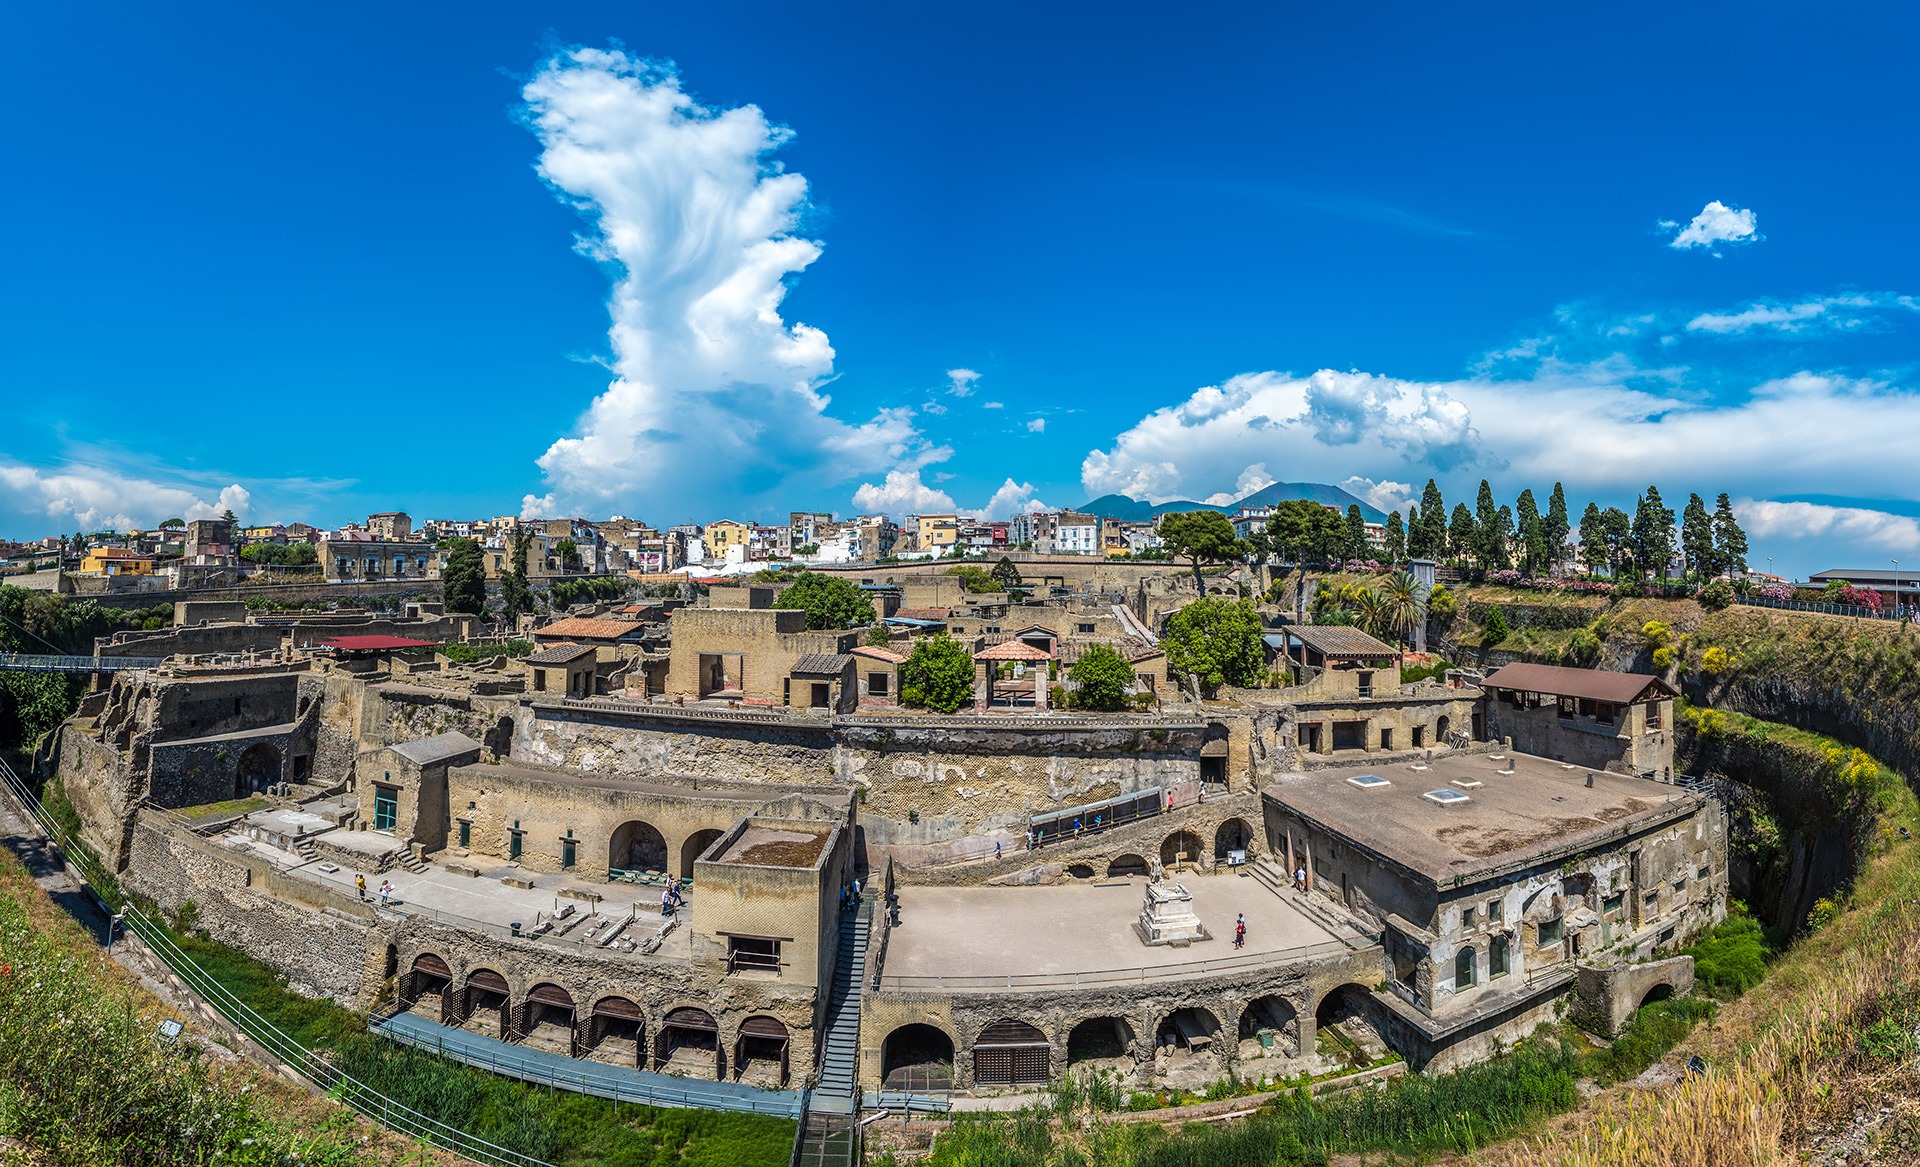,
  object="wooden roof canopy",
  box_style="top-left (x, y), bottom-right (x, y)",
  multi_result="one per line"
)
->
top-left (1480, 662), bottom-right (1677, 705)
